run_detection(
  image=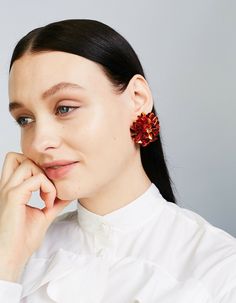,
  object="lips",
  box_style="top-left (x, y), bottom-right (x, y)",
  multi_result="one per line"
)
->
top-left (42, 160), bottom-right (79, 180)
top-left (42, 160), bottom-right (78, 168)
